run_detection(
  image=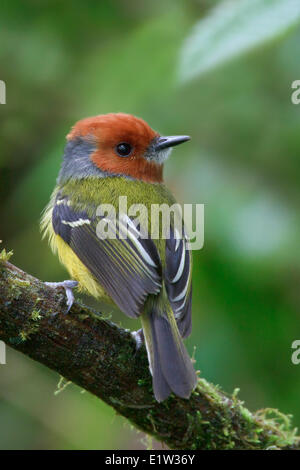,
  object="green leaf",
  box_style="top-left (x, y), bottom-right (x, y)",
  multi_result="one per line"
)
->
top-left (179, 0), bottom-right (300, 82)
